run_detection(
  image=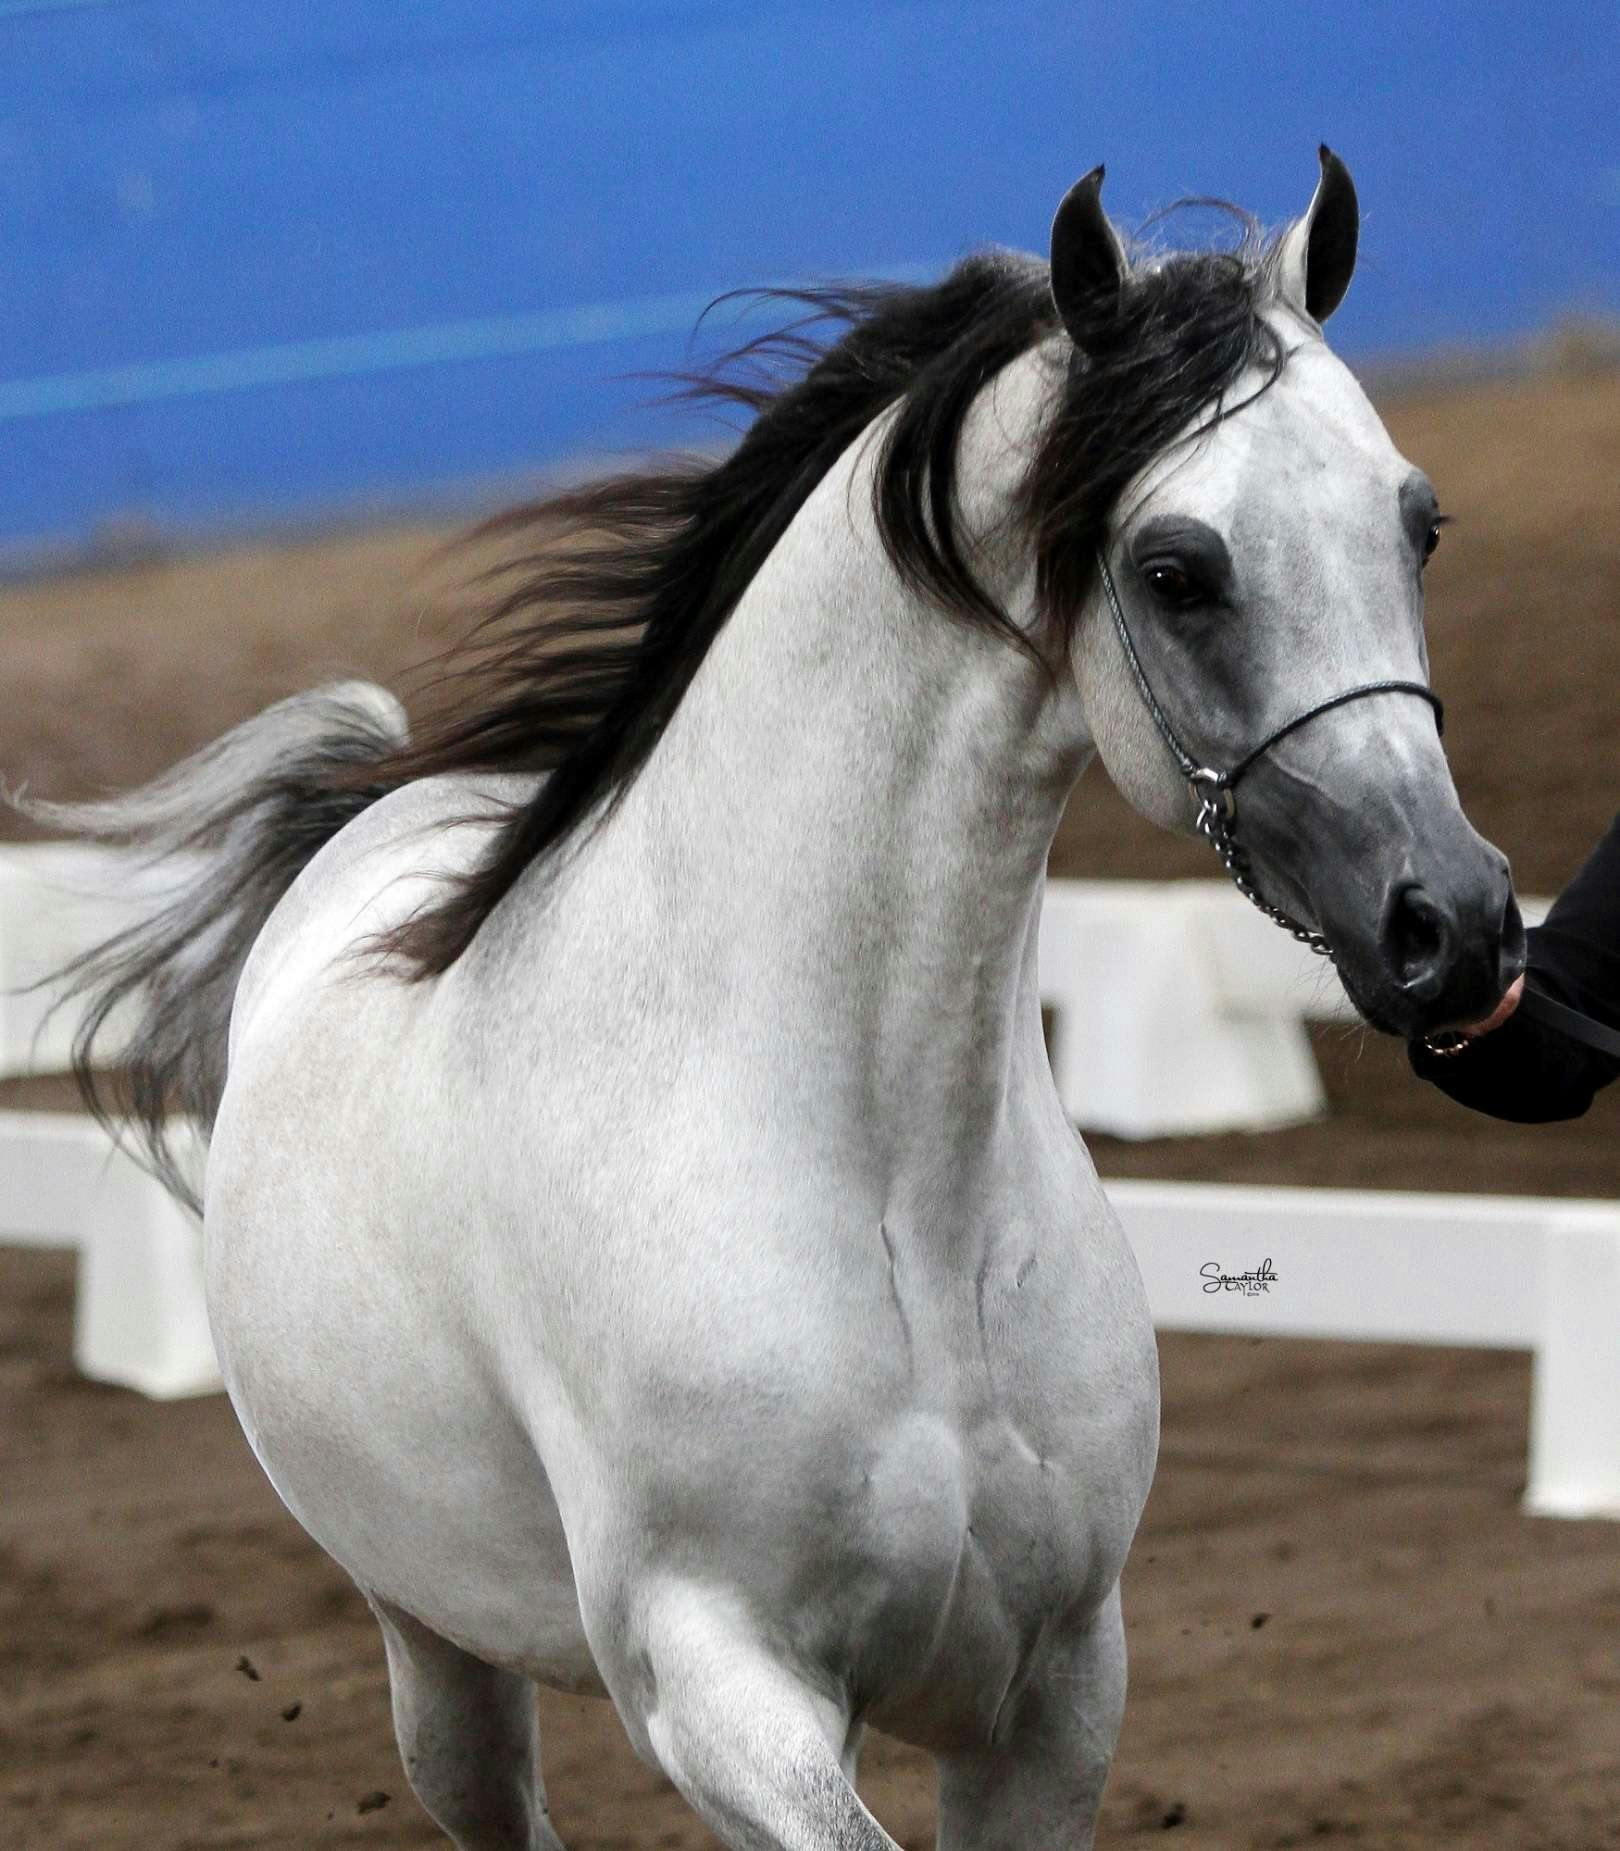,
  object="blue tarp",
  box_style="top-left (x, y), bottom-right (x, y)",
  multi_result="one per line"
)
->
top-left (0, 0), bottom-right (1615, 552)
